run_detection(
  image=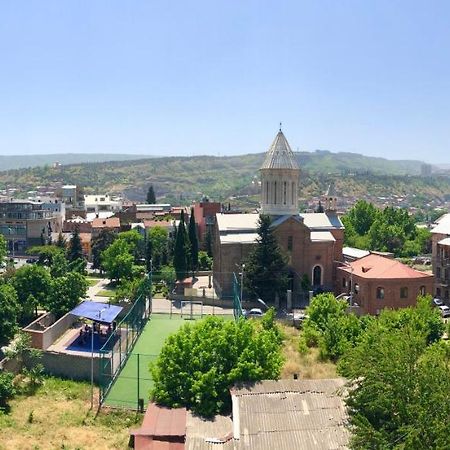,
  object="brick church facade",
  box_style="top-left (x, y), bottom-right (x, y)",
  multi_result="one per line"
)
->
top-left (212, 129), bottom-right (344, 302)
